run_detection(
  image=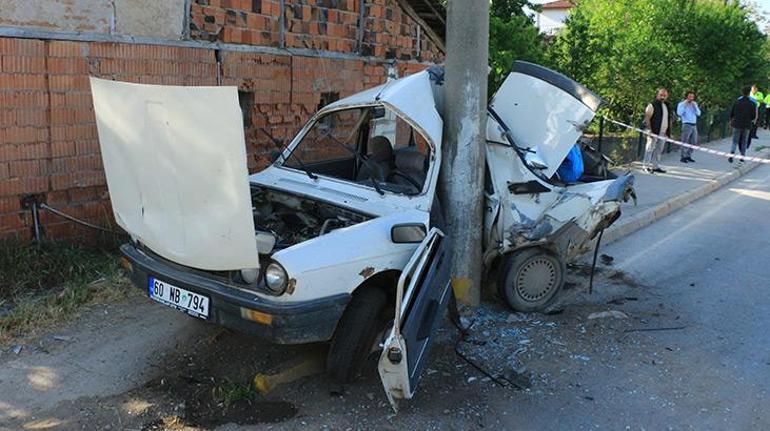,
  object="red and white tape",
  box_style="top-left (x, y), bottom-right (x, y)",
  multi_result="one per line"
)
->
top-left (603, 117), bottom-right (770, 165)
